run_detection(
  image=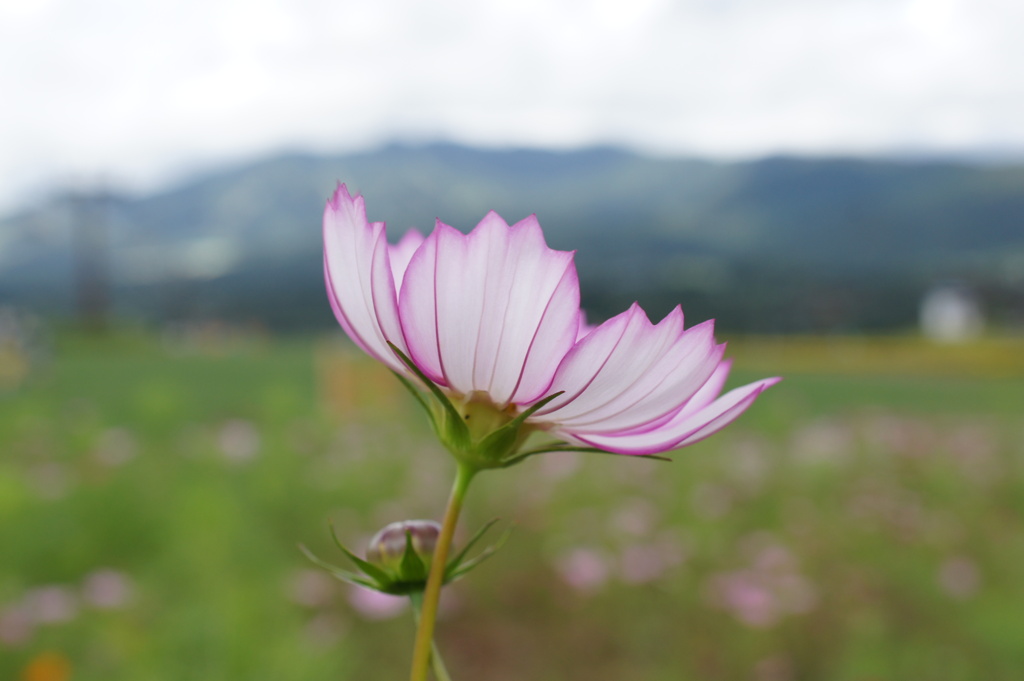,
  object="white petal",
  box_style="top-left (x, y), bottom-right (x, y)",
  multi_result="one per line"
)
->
top-left (396, 223), bottom-right (446, 386)
top-left (568, 377), bottom-right (781, 455)
top-left (389, 229), bottom-right (425, 293)
top-left (672, 359), bottom-right (733, 420)
top-left (537, 306), bottom-right (723, 434)
top-left (399, 213), bottom-right (580, 403)
top-left (323, 184), bottom-right (408, 371)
